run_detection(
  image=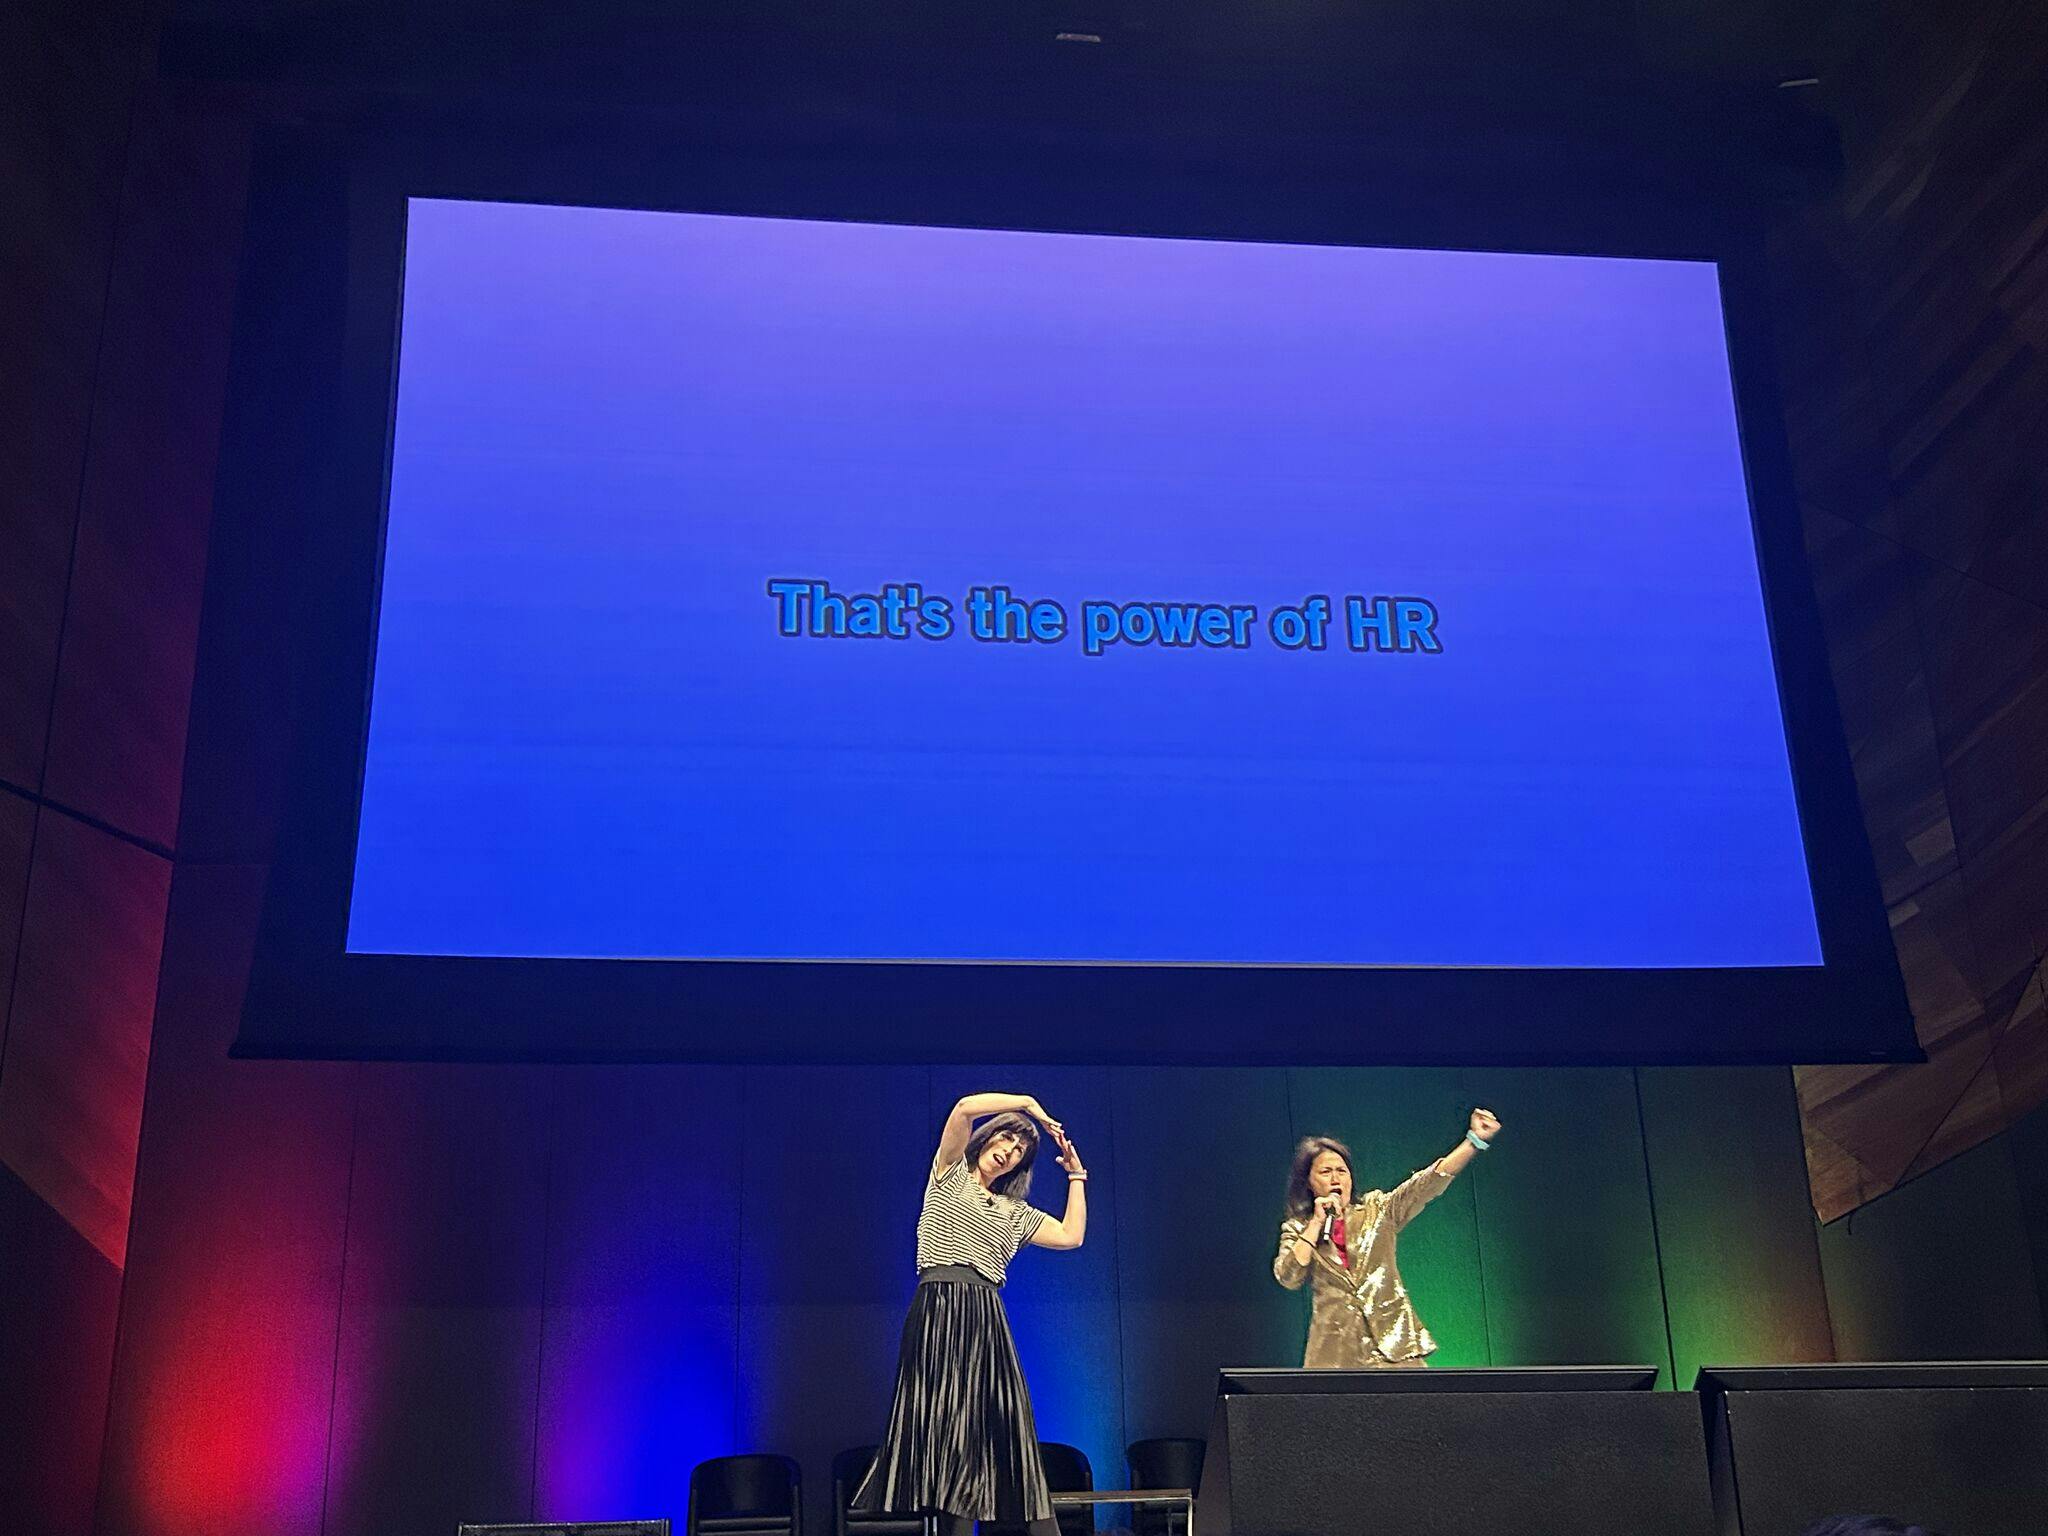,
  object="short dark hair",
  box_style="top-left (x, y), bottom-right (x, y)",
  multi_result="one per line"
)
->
top-left (1285, 1136), bottom-right (1354, 1219)
top-left (965, 1111), bottom-right (1040, 1201)
top-left (1800, 1518), bottom-right (1944, 1536)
